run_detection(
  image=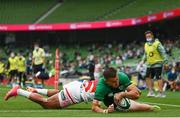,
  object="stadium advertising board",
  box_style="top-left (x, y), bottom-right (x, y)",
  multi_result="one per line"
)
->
top-left (0, 8), bottom-right (179, 31)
